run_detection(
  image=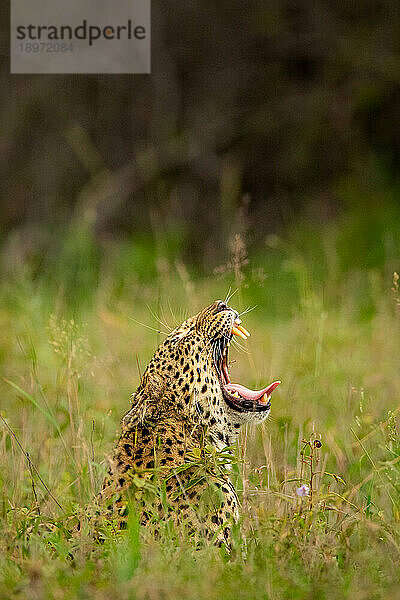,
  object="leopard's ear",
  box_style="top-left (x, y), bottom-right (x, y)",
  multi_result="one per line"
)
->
top-left (121, 372), bottom-right (165, 428)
